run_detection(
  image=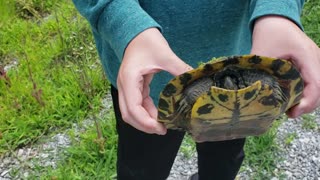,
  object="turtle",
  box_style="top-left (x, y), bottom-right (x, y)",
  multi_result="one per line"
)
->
top-left (157, 55), bottom-right (304, 142)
